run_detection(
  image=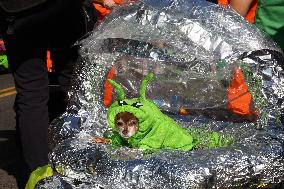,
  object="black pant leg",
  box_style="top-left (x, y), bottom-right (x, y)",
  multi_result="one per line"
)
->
top-left (14, 57), bottom-right (49, 171)
top-left (3, 34), bottom-right (49, 171)
top-left (0, 0), bottom-right (89, 171)
top-left (1, 6), bottom-right (51, 169)
top-left (48, 46), bottom-right (80, 122)
top-left (51, 46), bottom-right (80, 92)
top-left (48, 0), bottom-right (91, 121)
